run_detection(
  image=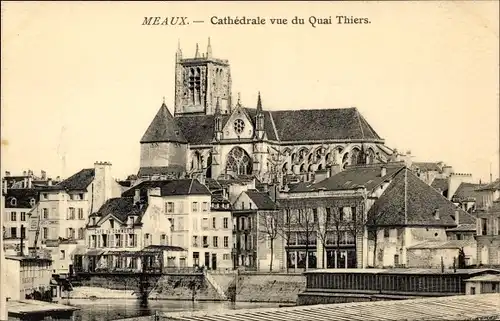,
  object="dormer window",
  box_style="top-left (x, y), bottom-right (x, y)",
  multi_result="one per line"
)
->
top-left (110, 219), bottom-right (114, 229)
top-left (30, 198), bottom-right (36, 207)
top-left (10, 198), bottom-right (17, 207)
top-left (92, 218), bottom-right (96, 225)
